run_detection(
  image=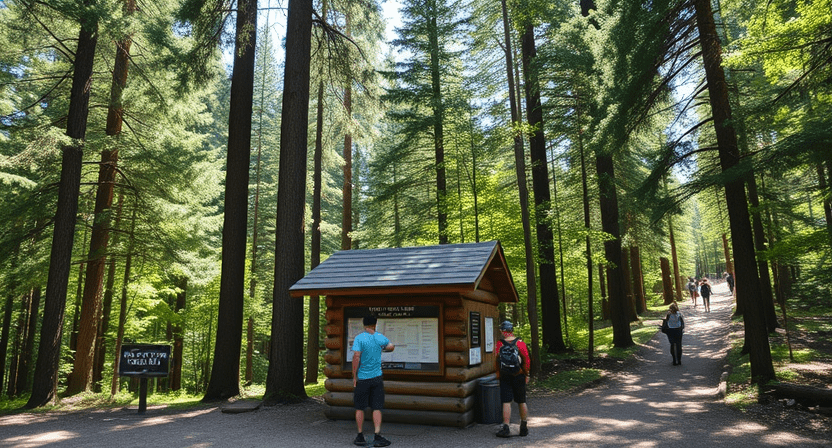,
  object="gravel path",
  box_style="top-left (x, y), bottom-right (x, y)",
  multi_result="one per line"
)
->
top-left (2, 283), bottom-right (829, 448)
